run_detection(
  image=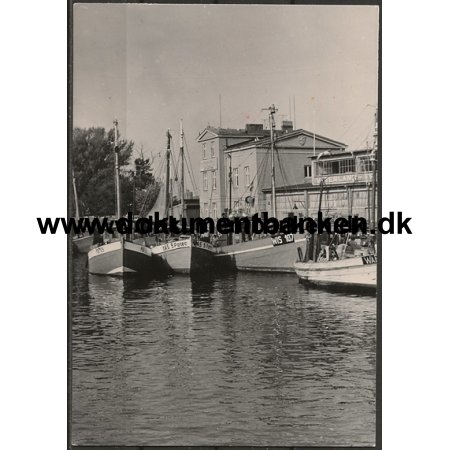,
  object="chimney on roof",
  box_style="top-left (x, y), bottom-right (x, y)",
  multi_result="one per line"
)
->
top-left (281, 120), bottom-right (294, 133)
top-left (245, 123), bottom-right (264, 133)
